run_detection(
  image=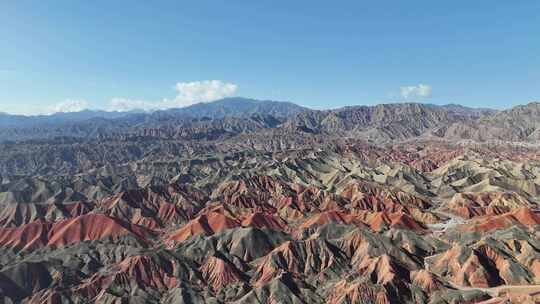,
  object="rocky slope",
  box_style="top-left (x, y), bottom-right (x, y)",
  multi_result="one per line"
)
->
top-left (2, 100), bottom-right (540, 303)
top-left (0, 98), bottom-right (306, 142)
top-left (442, 102), bottom-right (540, 142)
top-left (0, 137), bottom-right (540, 303)
top-left (4, 99), bottom-right (540, 144)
